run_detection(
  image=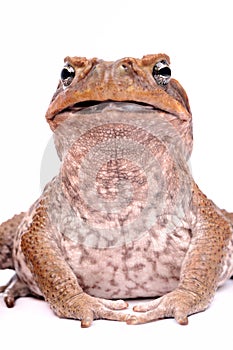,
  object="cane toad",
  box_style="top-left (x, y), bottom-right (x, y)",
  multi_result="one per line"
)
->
top-left (0, 54), bottom-right (233, 327)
